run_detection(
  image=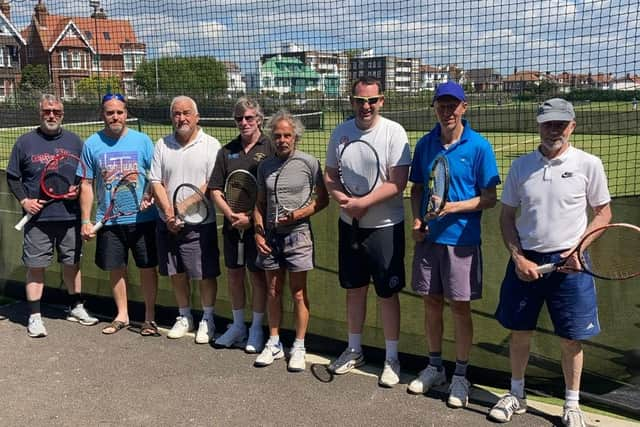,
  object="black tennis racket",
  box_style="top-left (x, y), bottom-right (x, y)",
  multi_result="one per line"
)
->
top-left (15, 153), bottom-right (86, 231)
top-left (92, 171), bottom-right (144, 232)
top-left (536, 223), bottom-right (640, 280)
top-left (224, 169), bottom-right (258, 265)
top-left (419, 155), bottom-right (450, 232)
top-left (172, 183), bottom-right (209, 228)
top-left (337, 139), bottom-right (380, 250)
top-left (273, 157), bottom-right (314, 228)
